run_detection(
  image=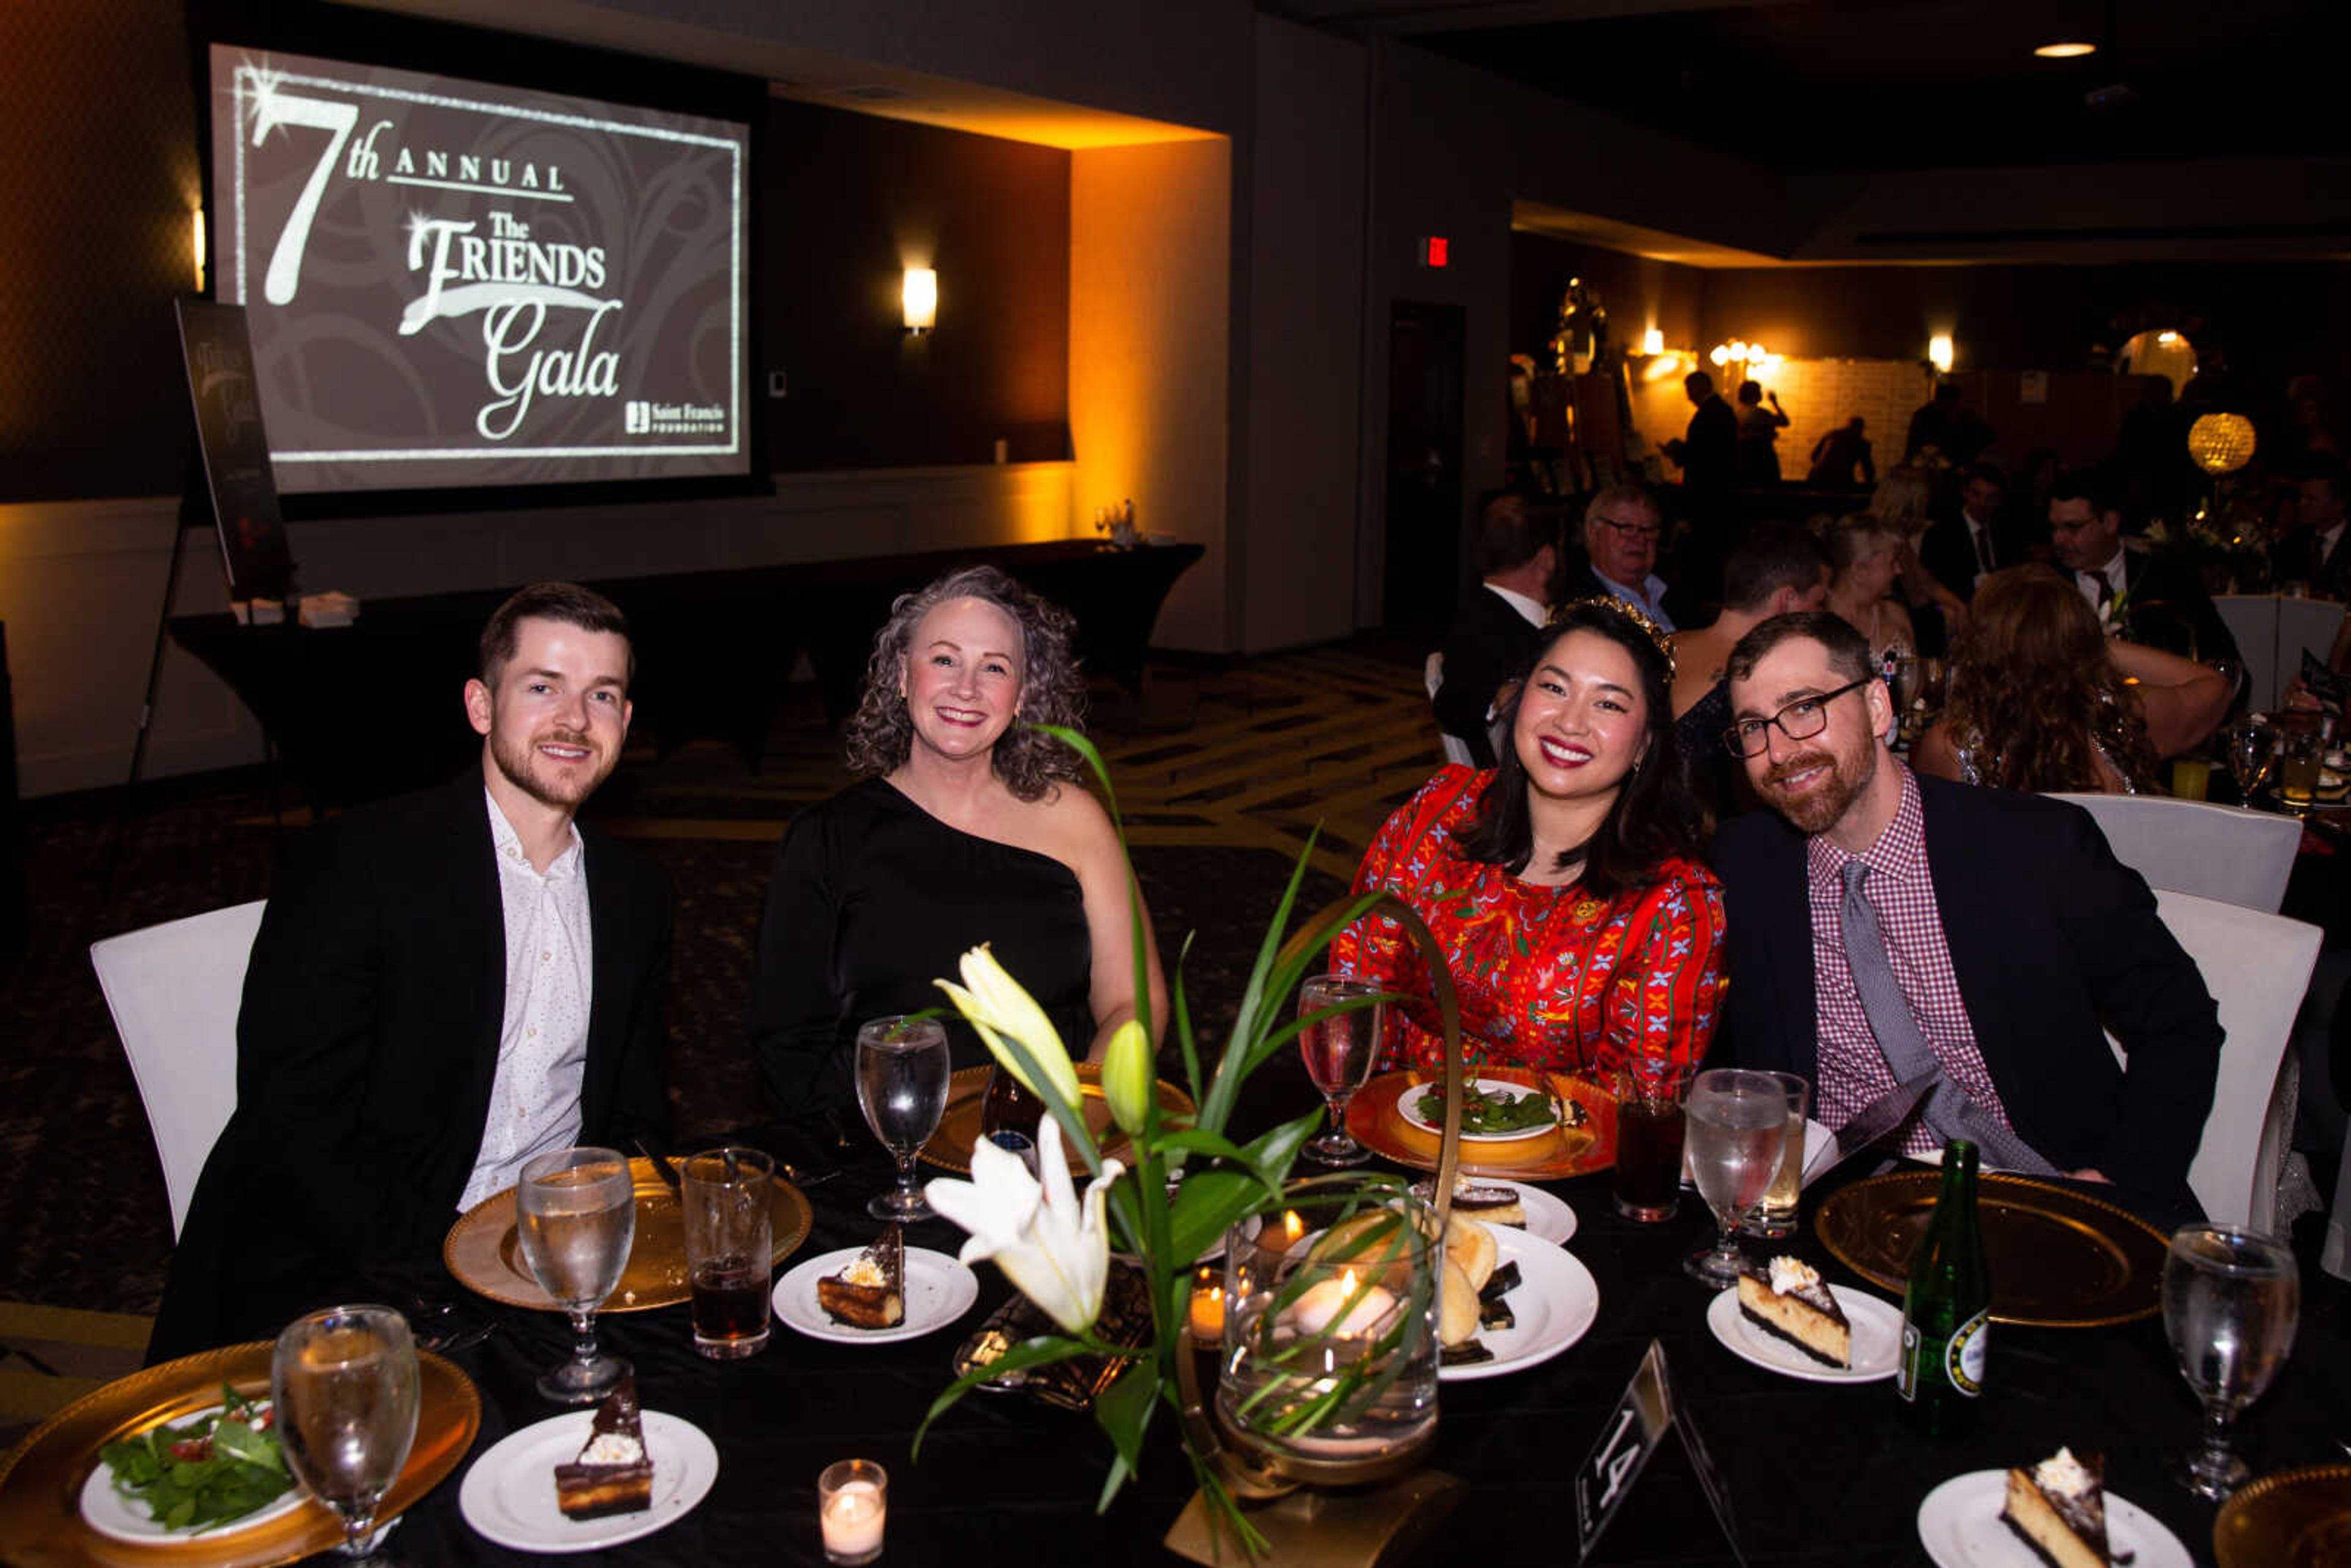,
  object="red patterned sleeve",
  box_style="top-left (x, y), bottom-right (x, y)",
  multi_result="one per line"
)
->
top-left (1599, 861), bottom-right (1728, 1076)
top-left (1329, 790), bottom-right (1419, 995)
